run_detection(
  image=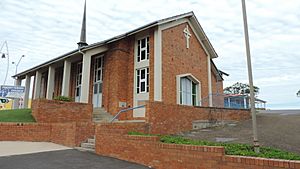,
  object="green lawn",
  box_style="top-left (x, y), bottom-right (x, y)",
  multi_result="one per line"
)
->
top-left (0, 109), bottom-right (35, 122)
top-left (128, 131), bottom-right (300, 160)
